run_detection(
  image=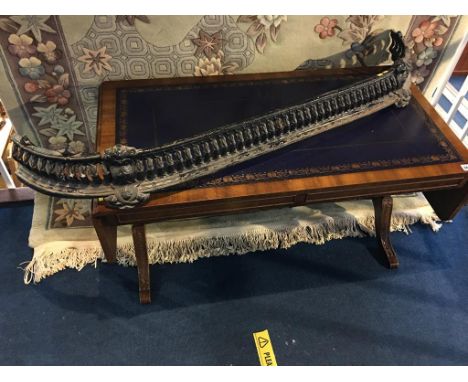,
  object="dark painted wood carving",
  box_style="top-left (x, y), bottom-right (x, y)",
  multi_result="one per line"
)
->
top-left (12, 31), bottom-right (412, 209)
